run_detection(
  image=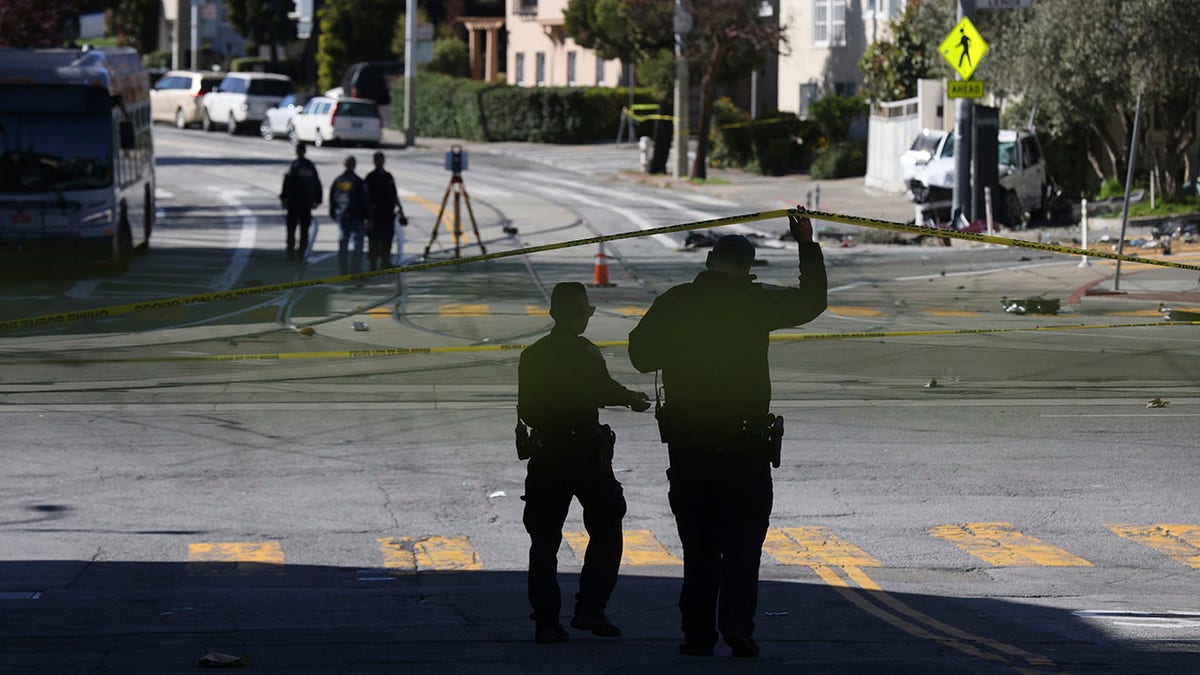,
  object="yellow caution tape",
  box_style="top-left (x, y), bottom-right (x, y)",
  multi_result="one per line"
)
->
top-left (5, 321), bottom-right (1197, 366)
top-left (2, 207), bottom-right (1197, 335)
